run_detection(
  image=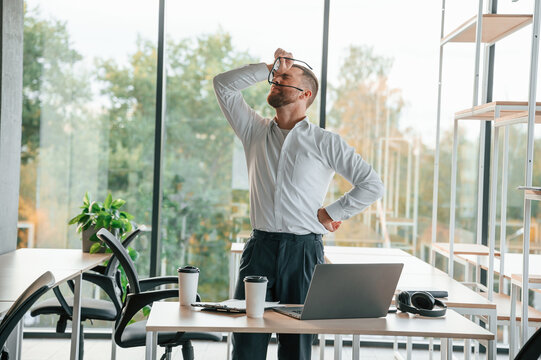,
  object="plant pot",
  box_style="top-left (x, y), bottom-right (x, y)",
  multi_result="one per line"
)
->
top-left (82, 227), bottom-right (105, 253)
